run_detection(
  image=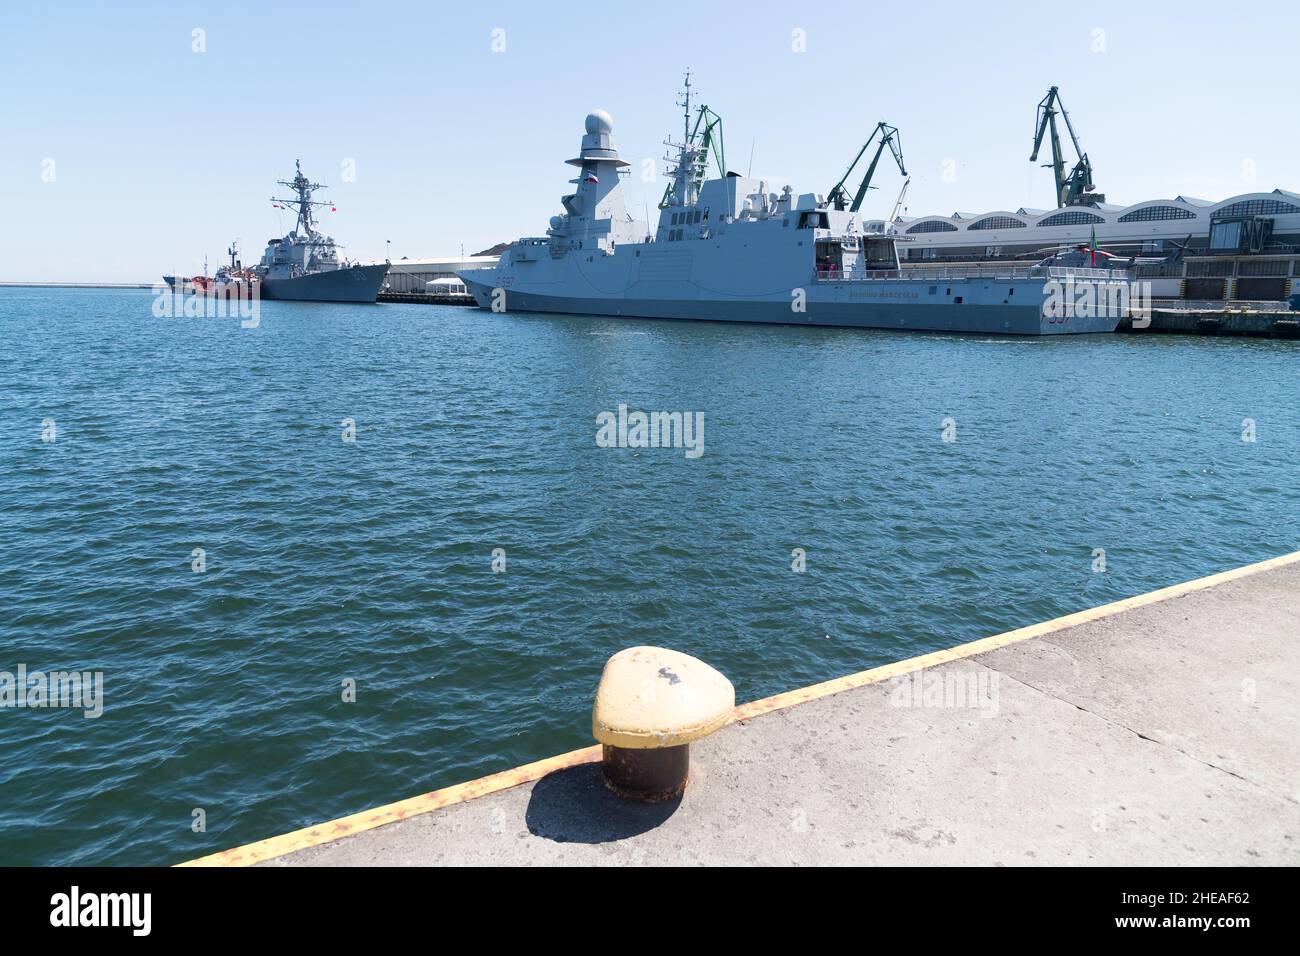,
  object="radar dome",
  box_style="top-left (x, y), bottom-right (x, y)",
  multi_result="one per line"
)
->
top-left (585, 110), bottom-right (613, 136)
